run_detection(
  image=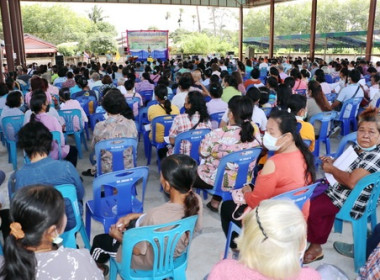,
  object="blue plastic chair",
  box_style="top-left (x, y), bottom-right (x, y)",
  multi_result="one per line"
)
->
top-left (56, 184), bottom-right (91, 250)
top-left (51, 131), bottom-right (62, 160)
top-left (173, 129), bottom-right (211, 164)
top-left (333, 172), bottom-right (380, 272)
top-left (109, 215), bottom-right (198, 280)
top-left (262, 107), bottom-right (272, 117)
top-left (55, 82), bottom-right (63, 89)
top-left (335, 97), bottom-right (362, 136)
top-left (92, 86), bottom-right (102, 99)
top-left (139, 90), bottom-right (154, 104)
top-left (223, 221), bottom-right (242, 259)
top-left (210, 111), bottom-right (225, 128)
top-left (0, 109), bottom-right (4, 146)
top-left (1, 115), bottom-right (24, 170)
top-left (272, 183), bottom-right (319, 209)
top-left (331, 132), bottom-right (357, 158)
top-left (138, 100), bottom-right (158, 141)
top-left (146, 115), bottom-right (176, 168)
top-left (207, 148), bottom-right (262, 201)
top-left (180, 107), bottom-right (186, 114)
top-left (309, 111), bottom-right (337, 158)
top-left (126, 97), bottom-right (141, 110)
top-left (295, 89), bottom-right (307, 96)
top-left (85, 167), bottom-right (148, 239)
top-left (95, 137), bottom-right (138, 177)
top-left (325, 74), bottom-right (333, 83)
top-left (58, 109), bottom-right (88, 159)
top-left (325, 93), bottom-right (338, 102)
top-left (75, 95), bottom-right (97, 139)
top-left (376, 98), bottom-right (380, 108)
top-left (89, 112), bottom-right (105, 131)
